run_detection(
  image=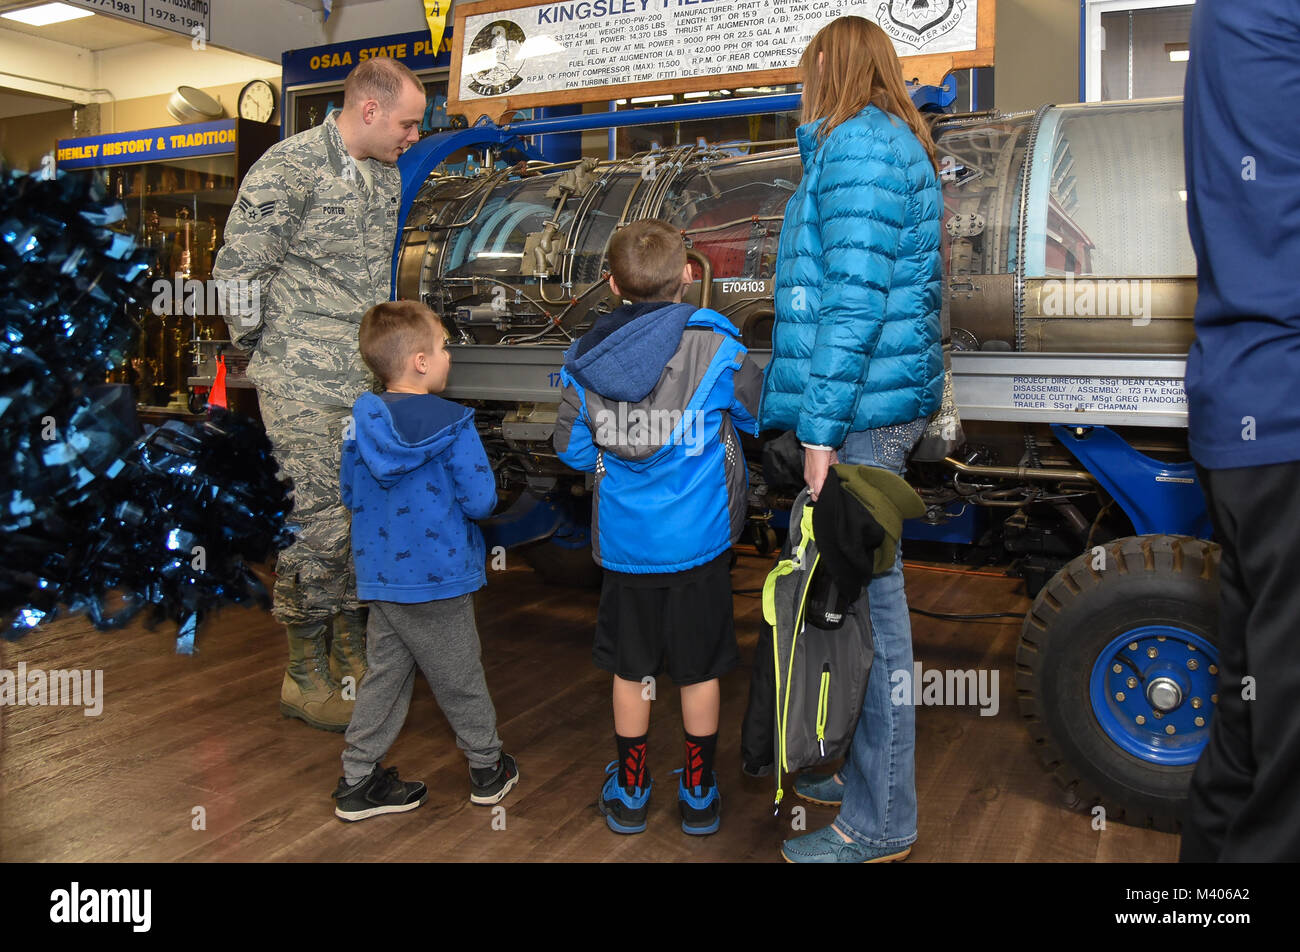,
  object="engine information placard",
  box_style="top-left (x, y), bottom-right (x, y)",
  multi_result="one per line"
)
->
top-left (952, 353), bottom-right (1189, 428)
top-left (453, 0), bottom-right (986, 114)
top-left (1009, 376), bottom-right (1187, 414)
